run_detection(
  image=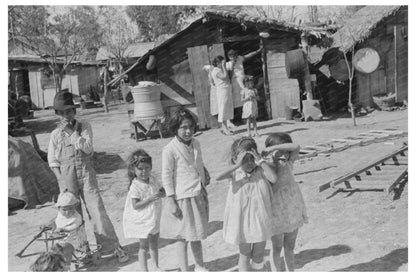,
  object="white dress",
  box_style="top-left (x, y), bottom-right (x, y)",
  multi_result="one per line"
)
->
top-left (222, 167), bottom-right (273, 245)
top-left (123, 177), bottom-right (162, 239)
top-left (241, 88), bottom-right (258, 119)
top-left (211, 67), bottom-right (234, 122)
top-left (226, 56), bottom-right (245, 108)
